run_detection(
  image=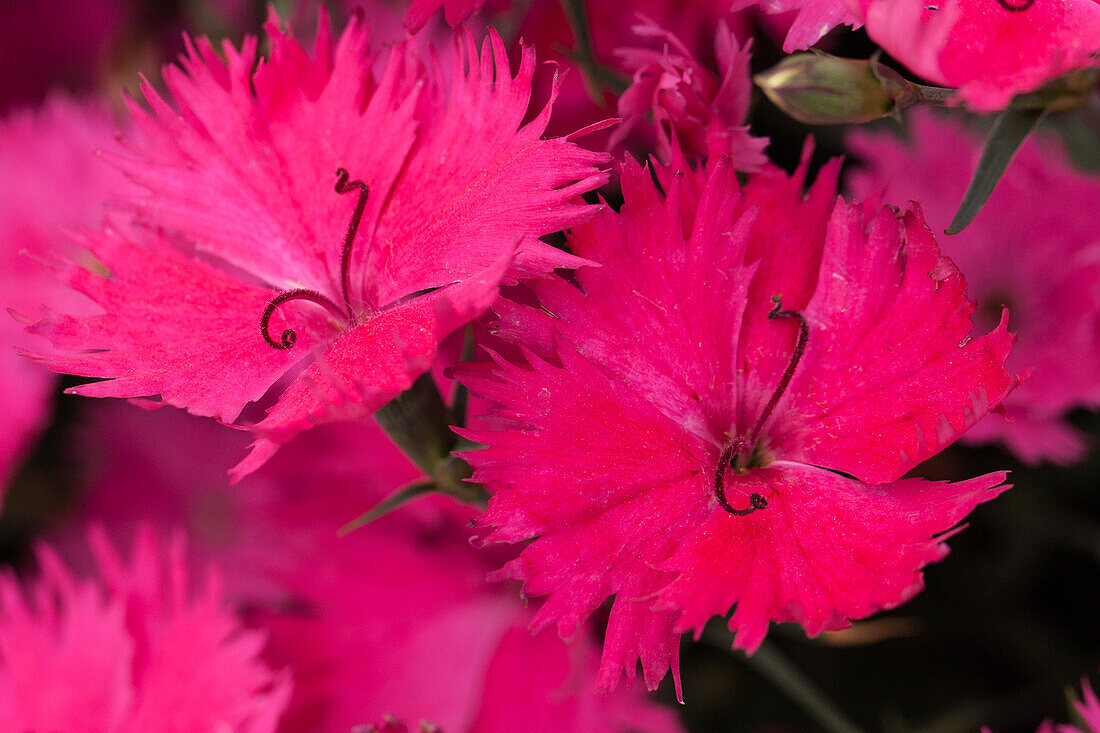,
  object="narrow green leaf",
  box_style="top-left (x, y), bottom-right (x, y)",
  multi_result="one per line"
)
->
top-left (946, 108), bottom-right (1046, 235)
top-left (338, 481), bottom-right (436, 536)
